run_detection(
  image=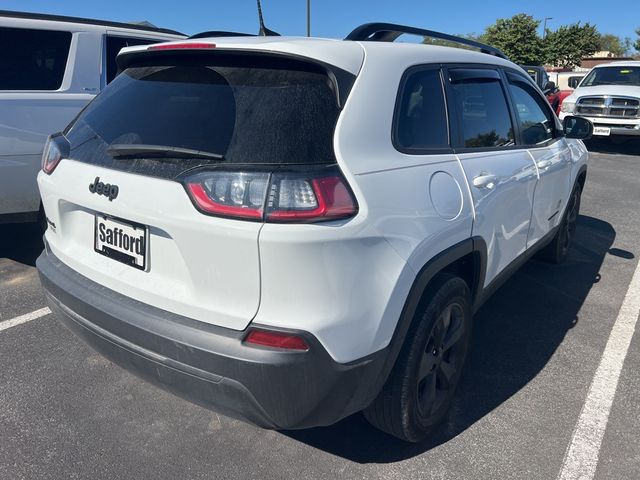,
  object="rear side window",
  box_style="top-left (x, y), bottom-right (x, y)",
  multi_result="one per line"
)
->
top-left (449, 71), bottom-right (514, 149)
top-left (395, 68), bottom-right (449, 150)
top-left (66, 55), bottom-right (343, 177)
top-left (0, 27), bottom-right (71, 90)
top-left (105, 36), bottom-right (156, 84)
top-left (507, 74), bottom-right (555, 145)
